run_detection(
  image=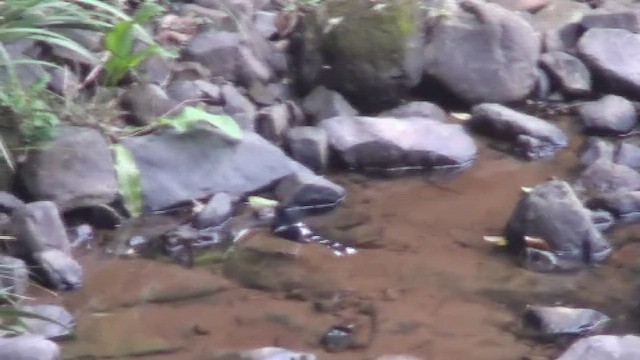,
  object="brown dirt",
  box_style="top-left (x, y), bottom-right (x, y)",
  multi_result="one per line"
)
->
top-left (30, 124), bottom-right (640, 360)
